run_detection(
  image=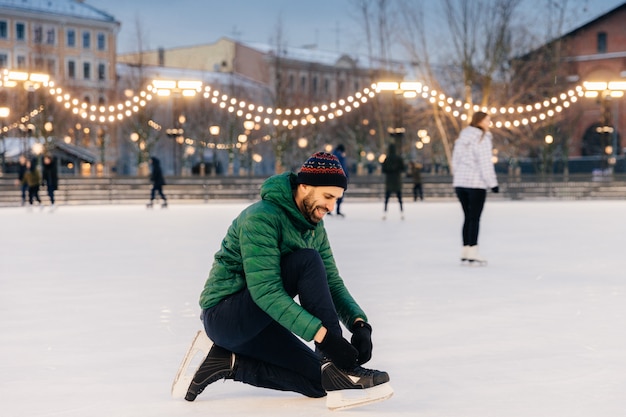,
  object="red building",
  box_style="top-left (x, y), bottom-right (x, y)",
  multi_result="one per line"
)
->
top-left (558, 3), bottom-right (626, 158)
